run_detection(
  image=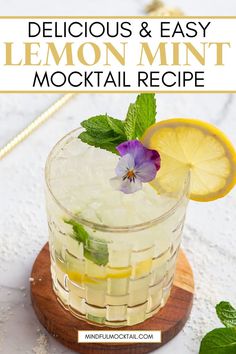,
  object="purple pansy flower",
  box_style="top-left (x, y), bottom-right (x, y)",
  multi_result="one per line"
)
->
top-left (110, 140), bottom-right (161, 194)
